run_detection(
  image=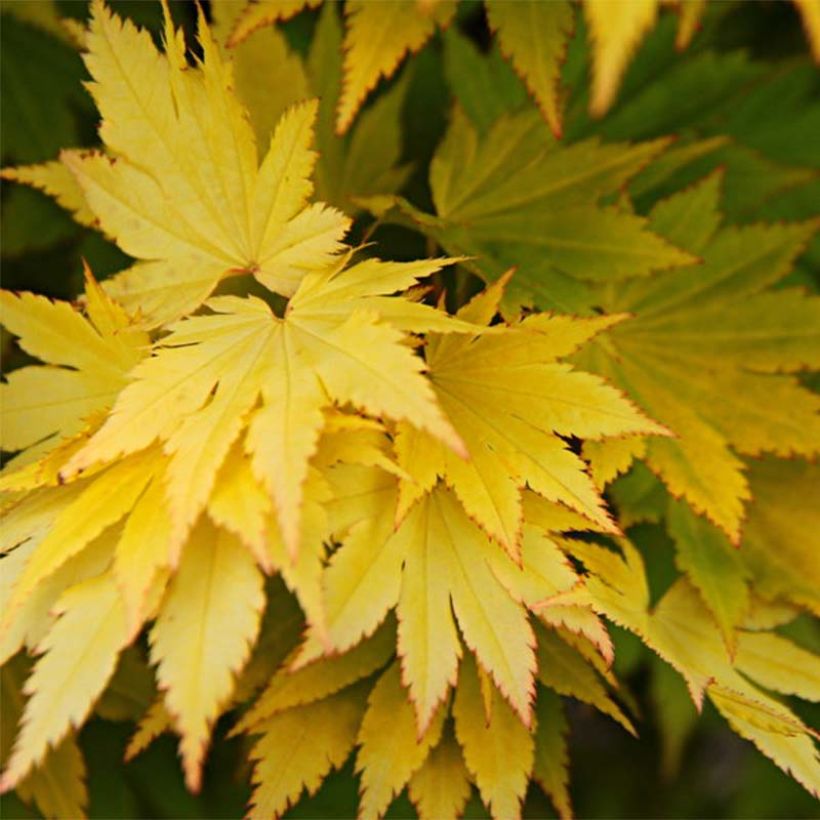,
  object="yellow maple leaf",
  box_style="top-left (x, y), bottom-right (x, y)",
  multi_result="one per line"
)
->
top-left (293, 471), bottom-right (595, 735)
top-left (567, 539), bottom-right (820, 797)
top-left (337, 0), bottom-right (456, 135)
top-left (61, 1), bottom-right (349, 327)
top-left (59, 257), bottom-right (469, 558)
top-left (0, 657), bottom-right (88, 820)
top-left (0, 268), bottom-right (148, 467)
top-left (397, 277), bottom-right (669, 556)
top-left (149, 520), bottom-right (265, 791)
